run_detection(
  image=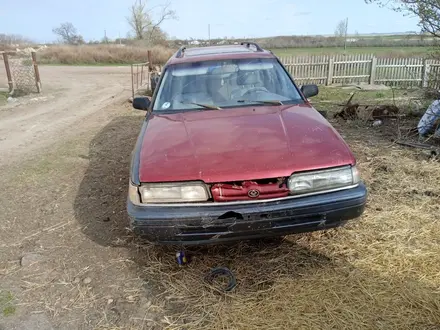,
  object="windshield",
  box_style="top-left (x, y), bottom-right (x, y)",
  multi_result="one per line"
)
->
top-left (153, 58), bottom-right (303, 111)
